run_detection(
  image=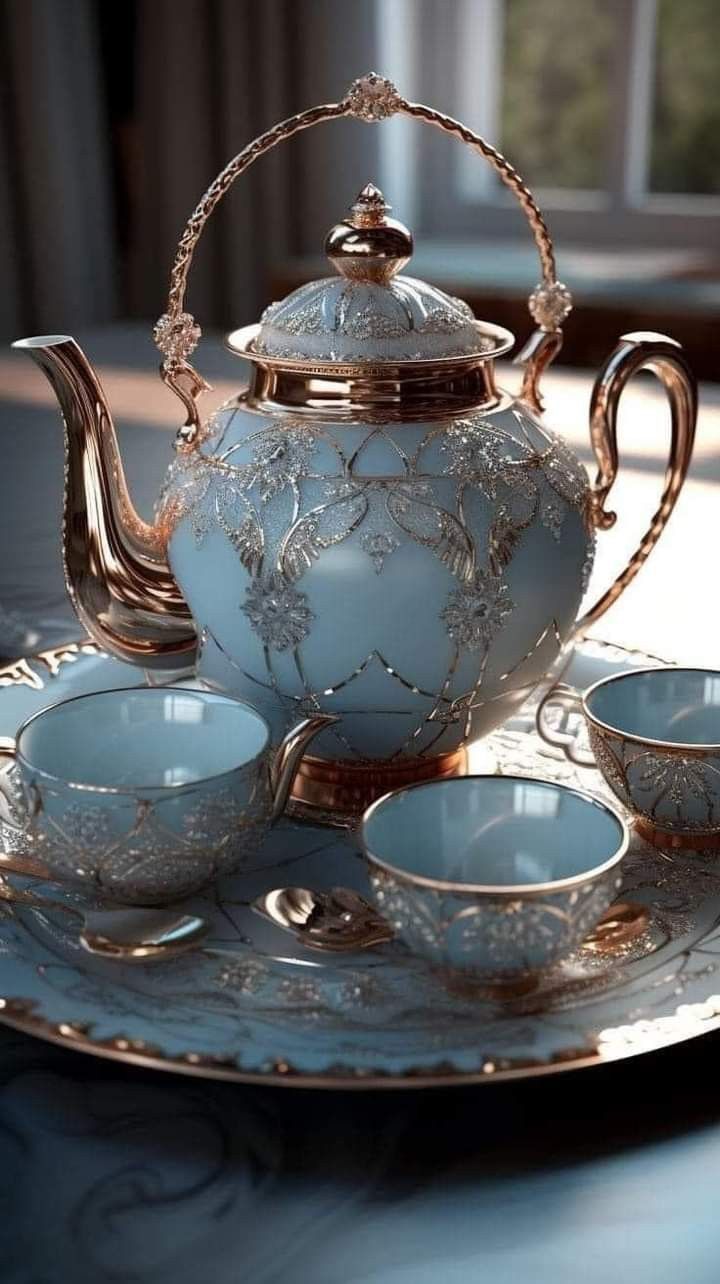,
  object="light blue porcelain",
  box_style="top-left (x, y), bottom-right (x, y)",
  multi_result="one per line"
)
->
top-left (11, 90), bottom-right (696, 816)
top-left (0, 687), bottom-right (331, 903)
top-left (363, 775), bottom-right (627, 978)
top-left (153, 191), bottom-right (595, 767)
top-left (4, 637), bottom-right (720, 1087)
top-left (539, 668), bottom-right (720, 842)
top-left (163, 401), bottom-right (594, 761)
